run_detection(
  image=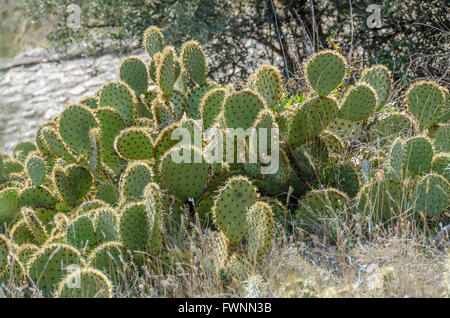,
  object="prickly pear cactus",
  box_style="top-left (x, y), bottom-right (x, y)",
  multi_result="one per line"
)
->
top-left (28, 243), bottom-right (85, 297)
top-left (402, 136), bottom-right (434, 176)
top-left (339, 83), bottom-right (378, 121)
top-left (412, 173), bottom-right (449, 217)
top-left (248, 65), bottom-right (282, 111)
top-left (223, 89), bottom-right (266, 130)
top-left (288, 96), bottom-right (338, 147)
top-left (158, 146), bottom-right (209, 202)
top-left (406, 81), bottom-right (445, 127)
top-left (360, 65), bottom-right (392, 109)
top-left (247, 202), bottom-right (275, 261)
top-left (55, 267), bottom-right (113, 298)
top-left (213, 176), bottom-right (258, 245)
top-left (305, 50), bottom-right (346, 97)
